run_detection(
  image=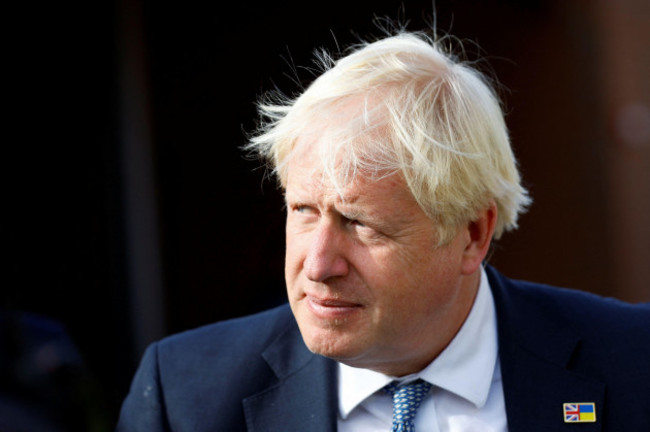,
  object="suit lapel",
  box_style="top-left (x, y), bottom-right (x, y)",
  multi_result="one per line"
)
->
top-left (242, 321), bottom-right (338, 432)
top-left (487, 266), bottom-right (605, 432)
top-left (500, 343), bottom-right (605, 431)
